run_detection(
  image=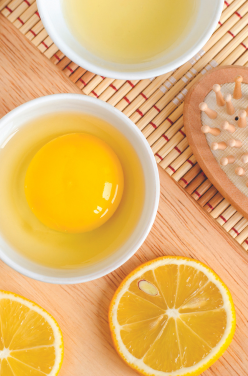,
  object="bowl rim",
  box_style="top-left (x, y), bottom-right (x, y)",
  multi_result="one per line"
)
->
top-left (36, 0), bottom-right (224, 80)
top-left (0, 94), bottom-right (160, 284)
